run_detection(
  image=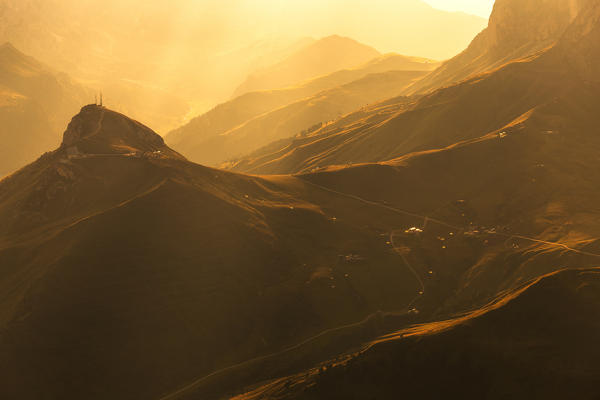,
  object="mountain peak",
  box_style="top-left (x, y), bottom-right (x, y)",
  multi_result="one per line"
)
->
top-left (60, 105), bottom-right (185, 159)
top-left (0, 42), bottom-right (17, 51)
top-left (408, 0), bottom-right (589, 95)
top-left (312, 34), bottom-right (379, 53)
top-left (319, 35), bottom-right (358, 44)
top-left (232, 34), bottom-right (380, 96)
